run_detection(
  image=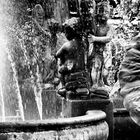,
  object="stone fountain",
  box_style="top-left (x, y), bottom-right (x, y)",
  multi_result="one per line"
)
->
top-left (0, 0), bottom-right (114, 140)
top-left (0, 110), bottom-right (108, 139)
